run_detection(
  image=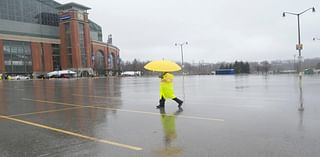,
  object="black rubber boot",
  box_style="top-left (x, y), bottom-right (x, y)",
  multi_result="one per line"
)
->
top-left (156, 97), bottom-right (165, 109)
top-left (173, 97), bottom-right (183, 109)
